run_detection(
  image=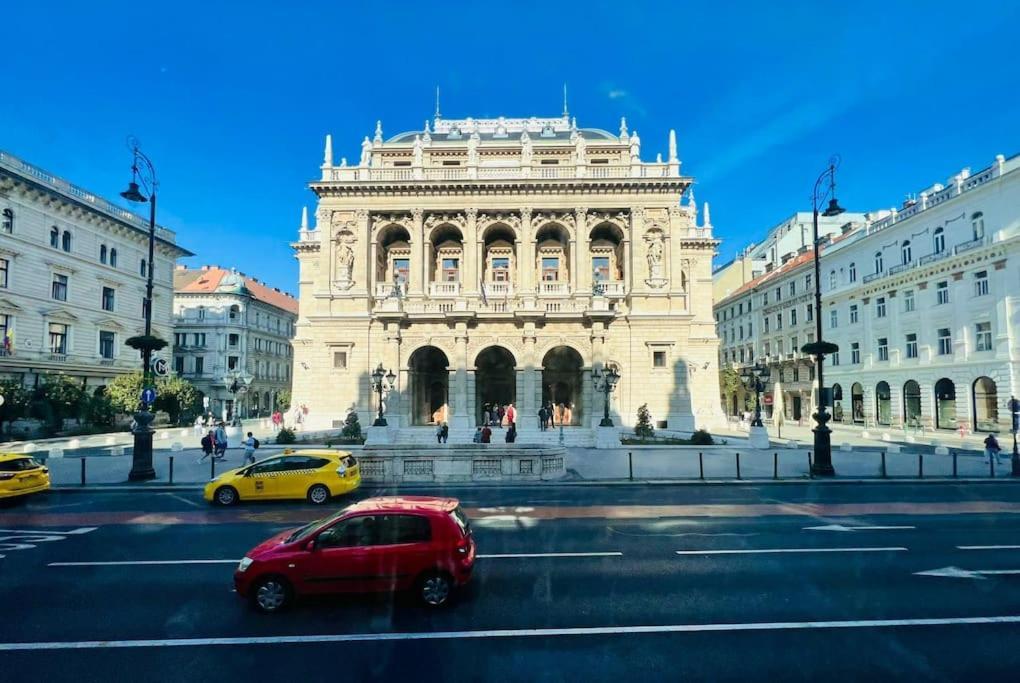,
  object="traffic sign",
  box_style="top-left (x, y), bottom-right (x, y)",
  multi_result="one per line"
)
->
top-left (151, 357), bottom-right (170, 377)
top-left (141, 387), bottom-right (157, 405)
